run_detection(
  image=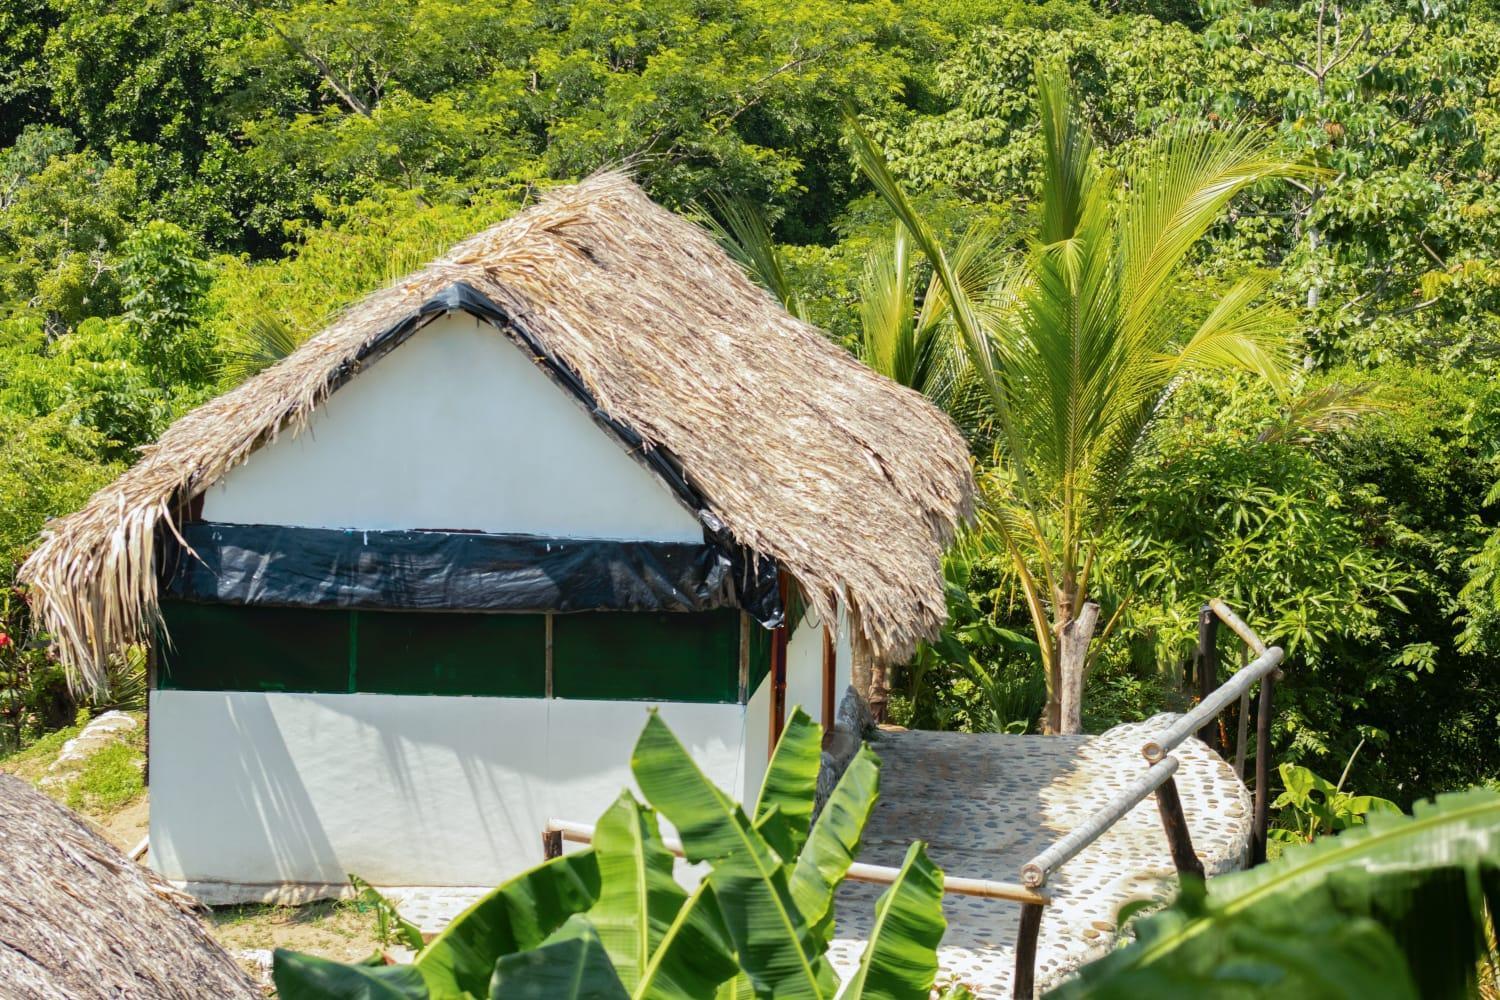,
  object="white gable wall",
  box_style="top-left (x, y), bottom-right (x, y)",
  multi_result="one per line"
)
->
top-left (202, 312), bottom-right (704, 542)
